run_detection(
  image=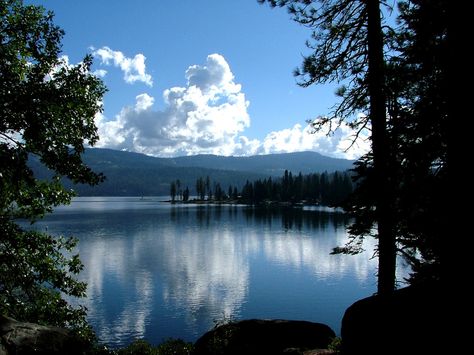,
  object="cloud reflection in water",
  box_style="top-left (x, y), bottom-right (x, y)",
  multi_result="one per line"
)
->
top-left (44, 202), bottom-right (382, 347)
